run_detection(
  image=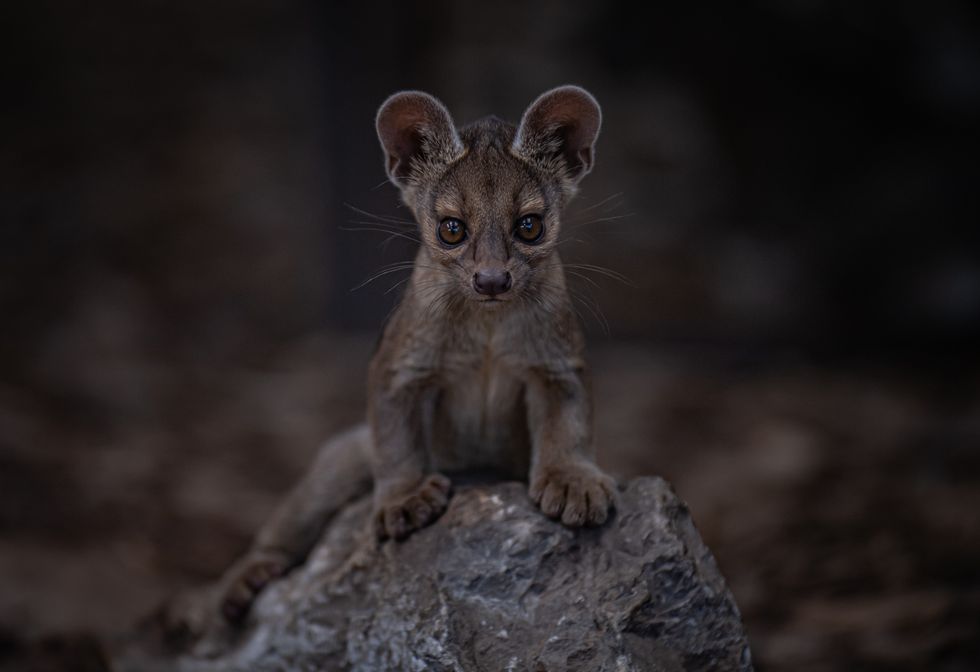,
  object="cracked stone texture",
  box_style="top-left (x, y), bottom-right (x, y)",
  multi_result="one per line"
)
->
top-left (117, 477), bottom-right (753, 671)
